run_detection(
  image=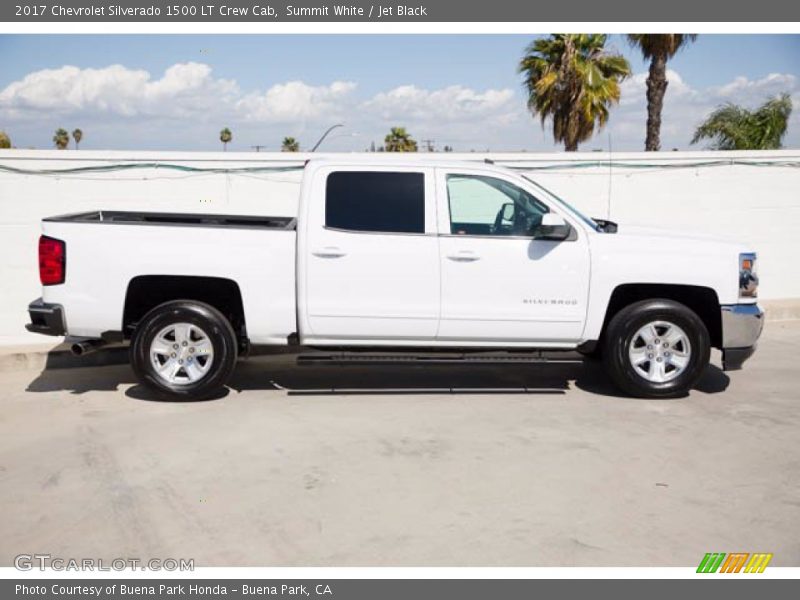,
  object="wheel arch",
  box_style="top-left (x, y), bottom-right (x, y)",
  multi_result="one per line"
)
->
top-left (600, 283), bottom-right (722, 349)
top-left (123, 275), bottom-right (247, 350)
